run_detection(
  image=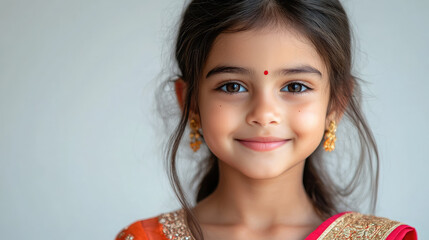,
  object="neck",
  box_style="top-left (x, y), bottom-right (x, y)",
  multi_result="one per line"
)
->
top-left (195, 160), bottom-right (321, 230)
